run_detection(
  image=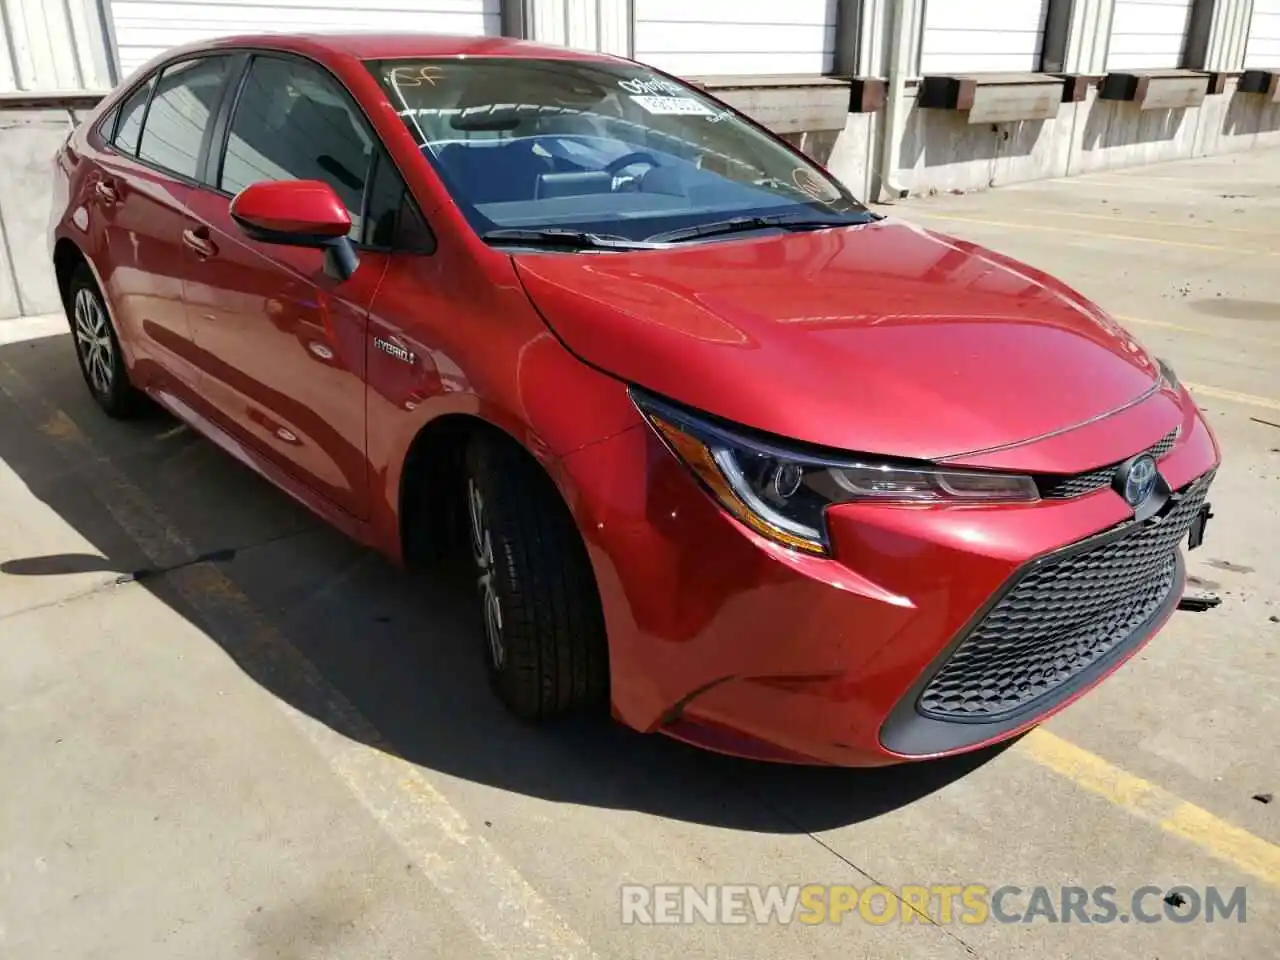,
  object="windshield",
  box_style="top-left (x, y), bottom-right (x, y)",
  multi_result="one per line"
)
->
top-left (366, 57), bottom-right (872, 244)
